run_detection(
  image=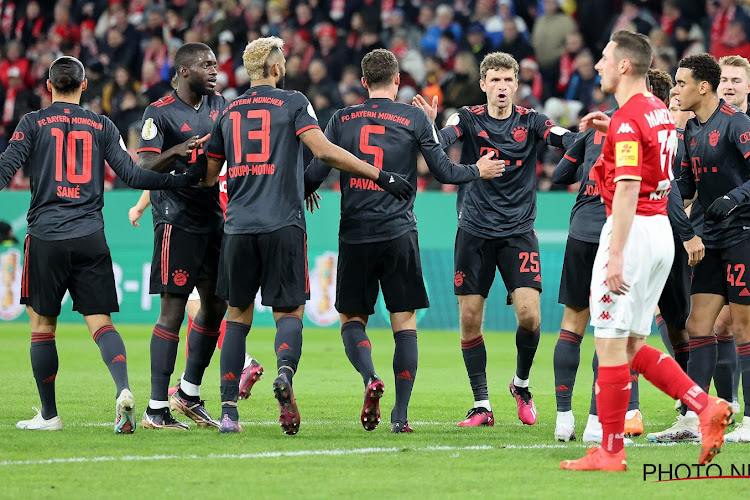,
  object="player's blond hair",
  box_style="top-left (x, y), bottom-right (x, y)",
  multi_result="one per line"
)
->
top-left (242, 36), bottom-right (284, 80)
top-left (719, 55), bottom-right (750, 81)
top-left (479, 52), bottom-right (518, 81)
